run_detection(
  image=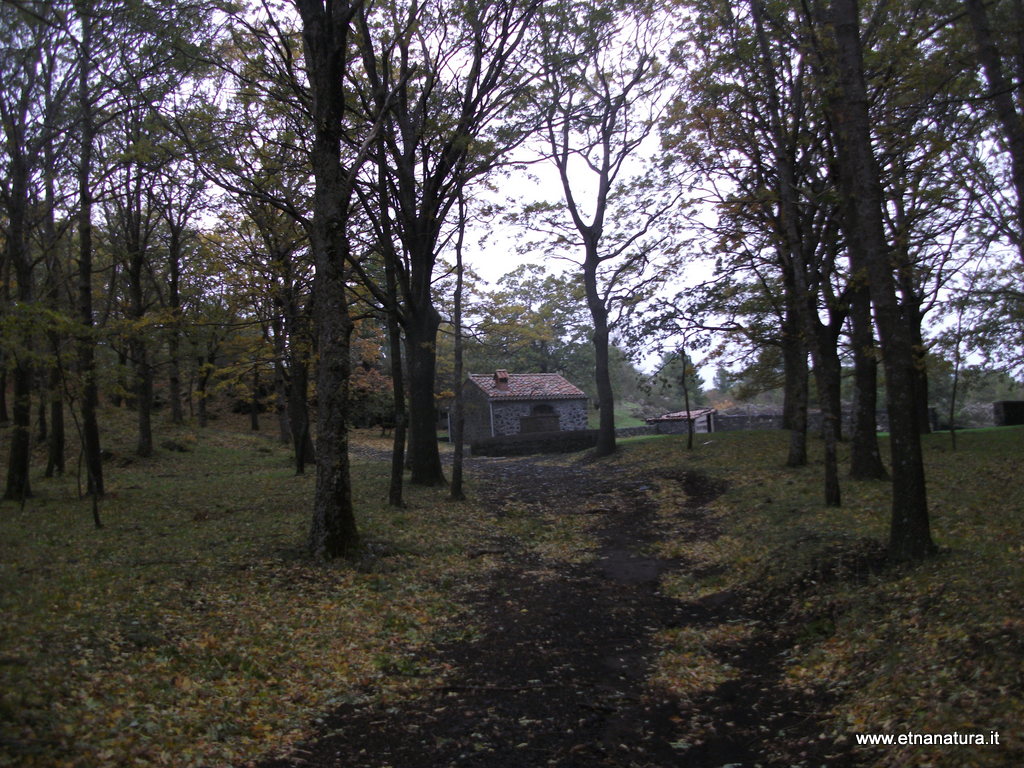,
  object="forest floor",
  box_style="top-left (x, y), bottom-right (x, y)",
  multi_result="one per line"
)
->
top-left (2, 417), bottom-right (1021, 768)
top-left (253, 450), bottom-right (867, 768)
